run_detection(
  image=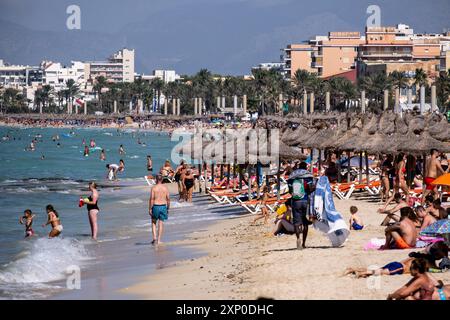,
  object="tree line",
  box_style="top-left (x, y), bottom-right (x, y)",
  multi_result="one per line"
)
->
top-left (0, 67), bottom-right (449, 115)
